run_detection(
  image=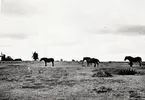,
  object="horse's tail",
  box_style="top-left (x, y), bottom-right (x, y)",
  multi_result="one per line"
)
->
top-left (51, 58), bottom-right (54, 66)
top-left (137, 57), bottom-right (142, 62)
top-left (97, 59), bottom-right (100, 66)
top-left (139, 57), bottom-right (142, 66)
